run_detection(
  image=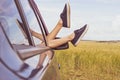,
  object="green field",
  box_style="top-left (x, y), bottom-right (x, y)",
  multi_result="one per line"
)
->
top-left (54, 41), bottom-right (120, 80)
